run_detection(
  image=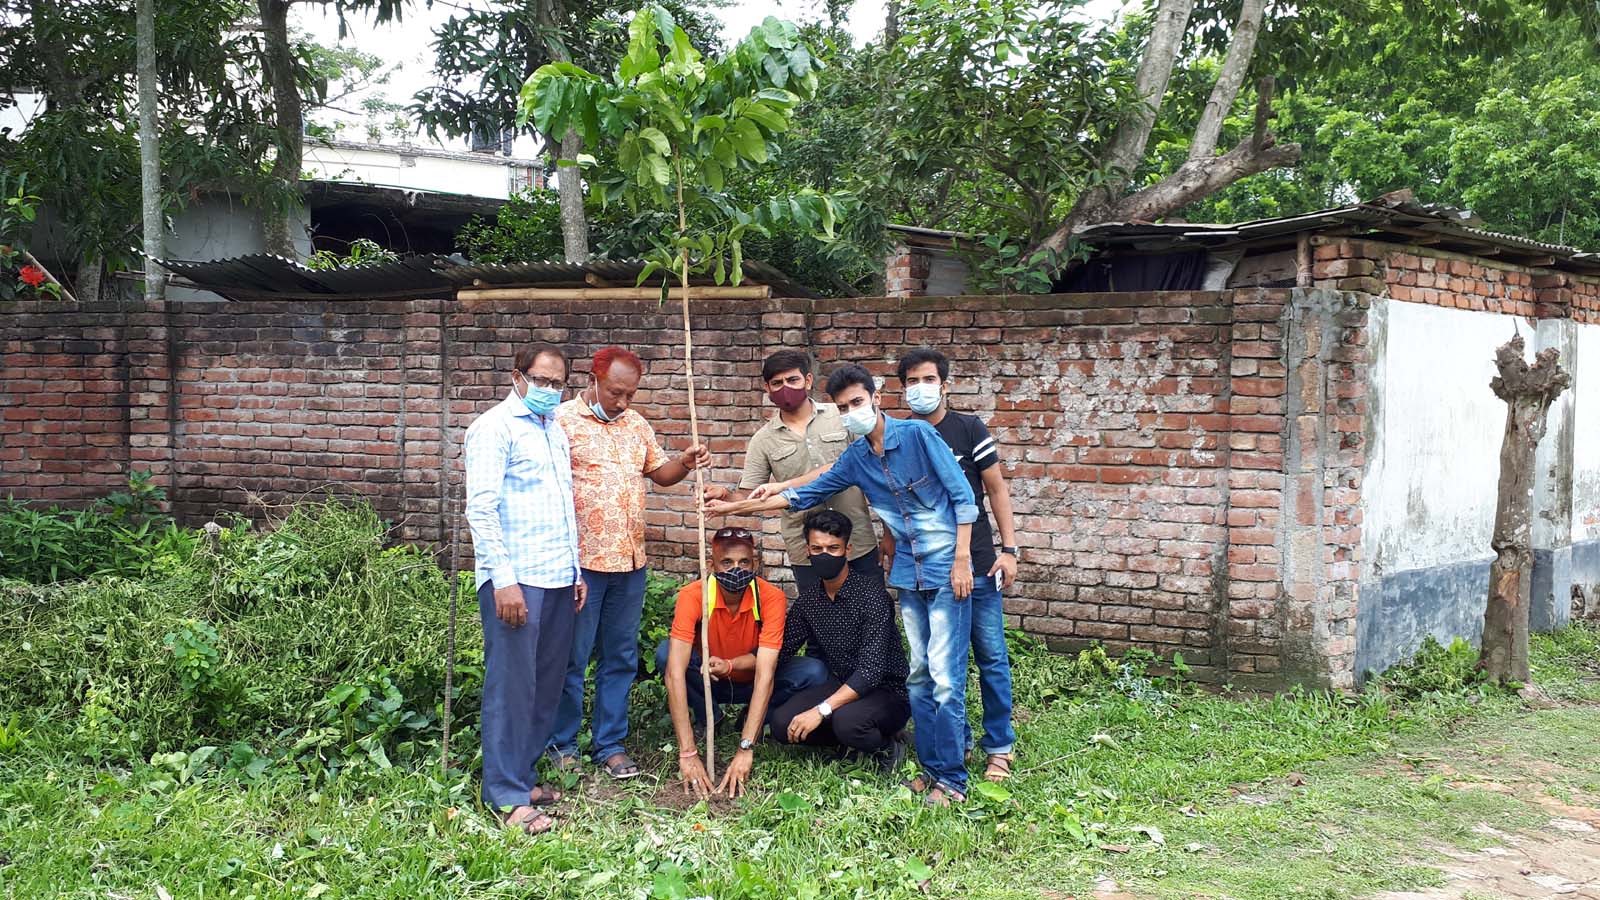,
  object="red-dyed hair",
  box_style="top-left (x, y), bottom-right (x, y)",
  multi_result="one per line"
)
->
top-left (592, 346), bottom-right (643, 380)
